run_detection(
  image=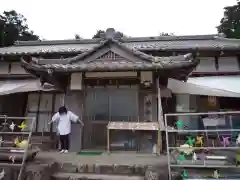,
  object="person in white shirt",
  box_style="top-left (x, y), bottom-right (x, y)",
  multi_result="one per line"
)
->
top-left (48, 106), bottom-right (84, 153)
